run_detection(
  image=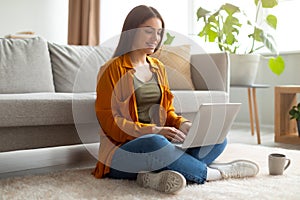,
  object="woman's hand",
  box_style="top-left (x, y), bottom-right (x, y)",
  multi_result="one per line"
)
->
top-left (179, 121), bottom-right (192, 135)
top-left (153, 126), bottom-right (186, 143)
